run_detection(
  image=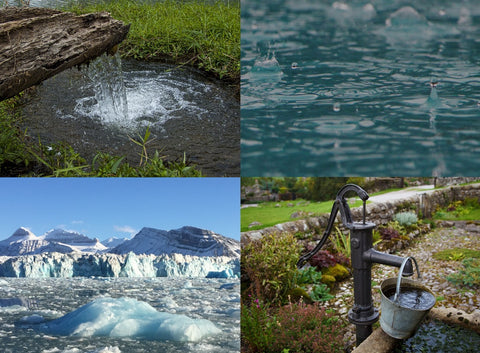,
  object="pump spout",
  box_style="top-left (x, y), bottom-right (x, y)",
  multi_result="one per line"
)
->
top-left (364, 249), bottom-right (414, 276)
